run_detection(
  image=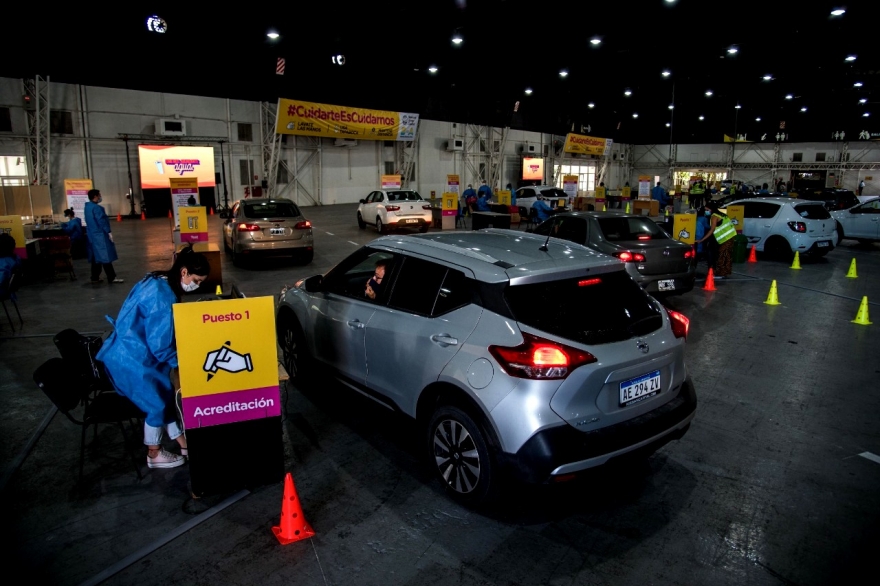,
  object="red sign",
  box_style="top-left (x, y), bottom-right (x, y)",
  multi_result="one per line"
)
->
top-left (276, 58), bottom-right (286, 76)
